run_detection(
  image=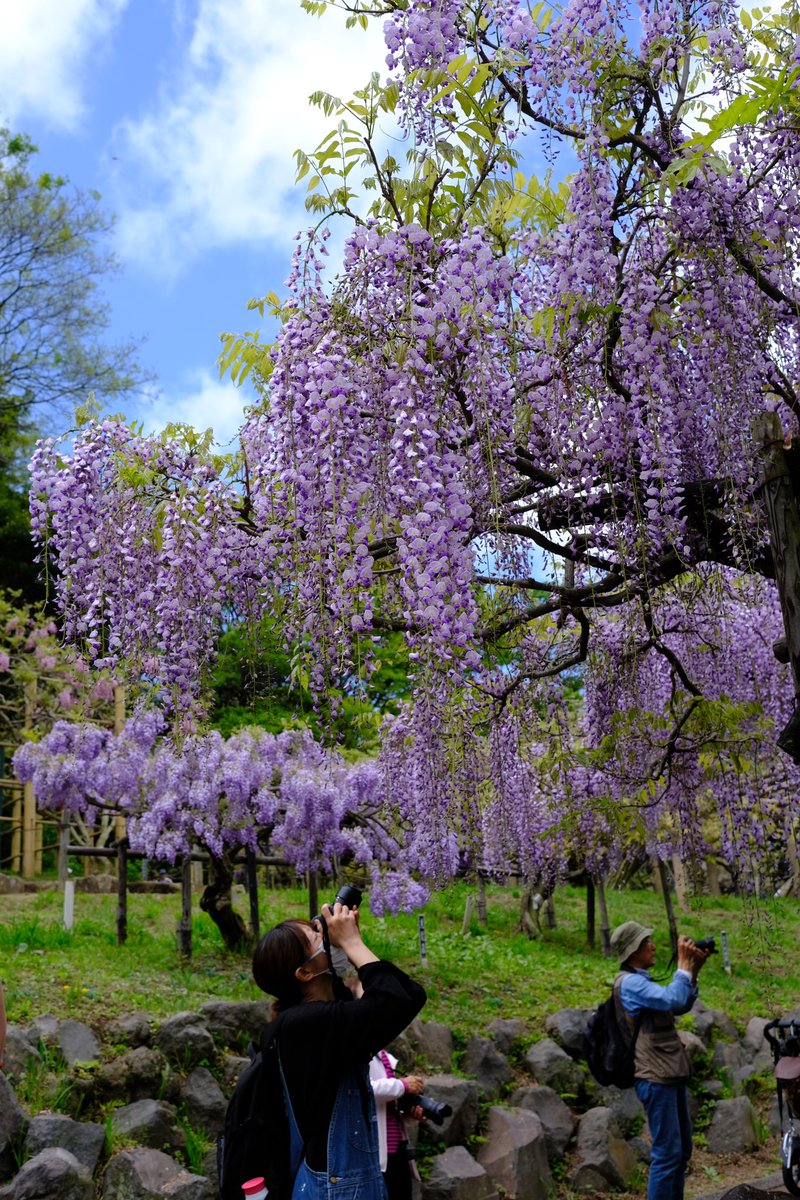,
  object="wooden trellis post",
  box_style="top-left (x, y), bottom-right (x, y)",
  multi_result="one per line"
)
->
top-left (114, 686), bottom-right (127, 849)
top-left (22, 679), bottom-right (37, 879)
